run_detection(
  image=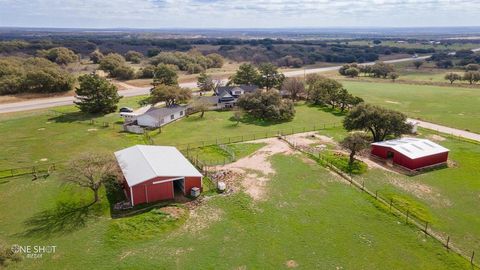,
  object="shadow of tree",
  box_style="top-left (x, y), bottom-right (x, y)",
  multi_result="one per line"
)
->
top-left (18, 200), bottom-right (103, 239)
top-left (227, 114), bottom-right (290, 127)
top-left (306, 104), bottom-right (347, 117)
top-left (48, 111), bottom-right (103, 123)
